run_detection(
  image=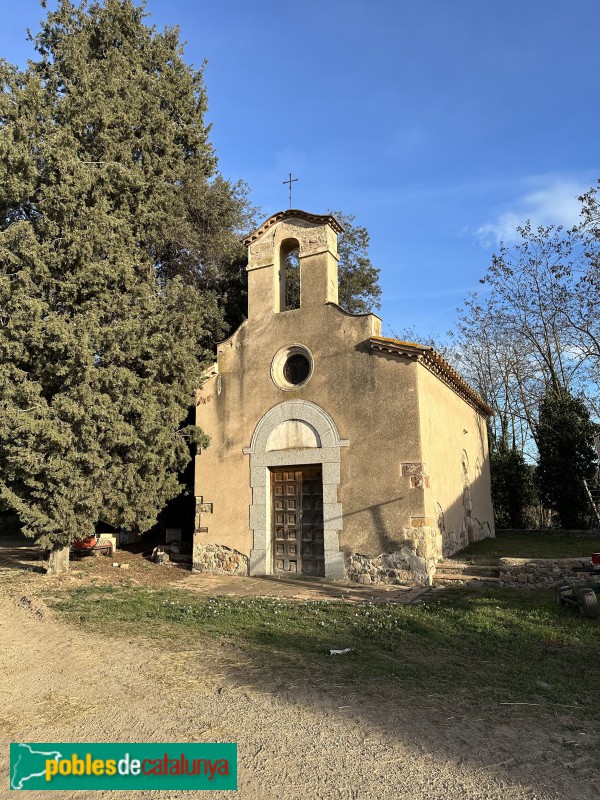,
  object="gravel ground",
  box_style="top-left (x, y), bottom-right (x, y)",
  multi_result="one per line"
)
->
top-left (1, 549), bottom-right (600, 799)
